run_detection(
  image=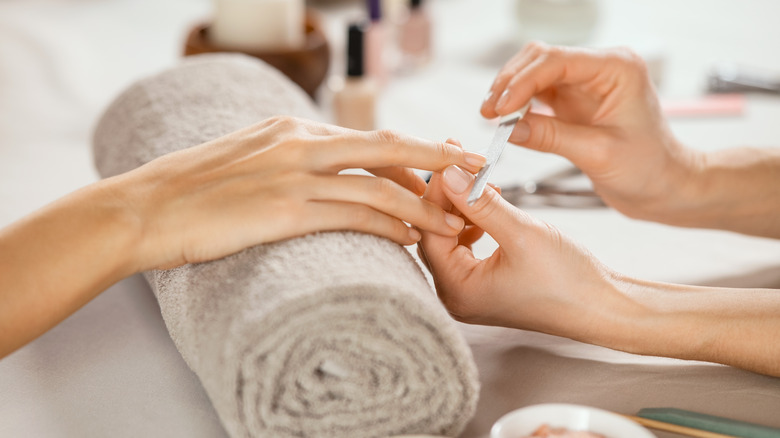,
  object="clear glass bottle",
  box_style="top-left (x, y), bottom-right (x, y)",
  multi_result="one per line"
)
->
top-left (333, 22), bottom-right (377, 131)
top-left (398, 0), bottom-right (432, 69)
